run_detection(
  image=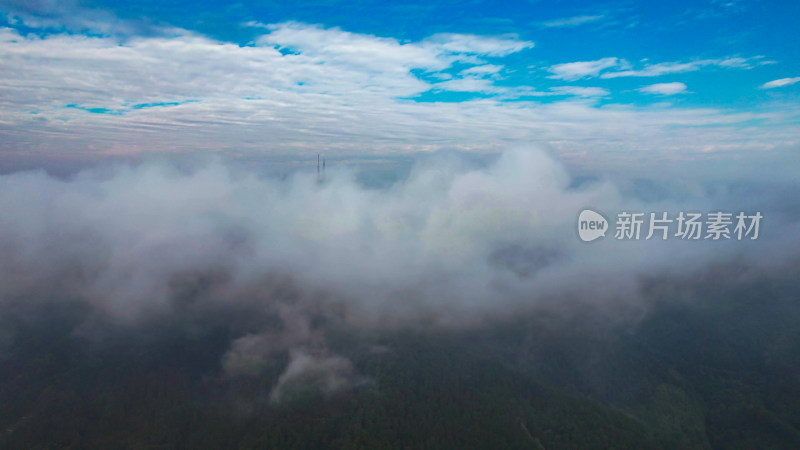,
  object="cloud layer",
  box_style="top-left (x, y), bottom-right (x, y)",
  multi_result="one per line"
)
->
top-left (0, 23), bottom-right (797, 175)
top-left (1, 148), bottom-right (798, 381)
